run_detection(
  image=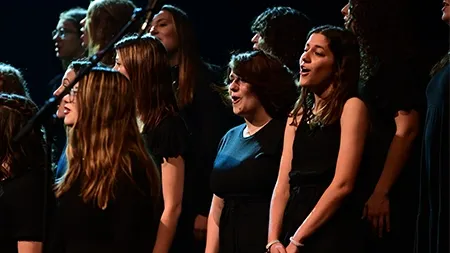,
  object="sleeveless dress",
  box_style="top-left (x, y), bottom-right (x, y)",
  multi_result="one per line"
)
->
top-left (281, 116), bottom-right (366, 253)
